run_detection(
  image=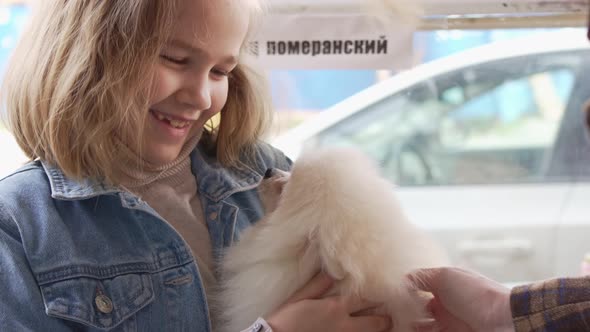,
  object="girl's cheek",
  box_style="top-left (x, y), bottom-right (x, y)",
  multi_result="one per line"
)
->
top-left (149, 67), bottom-right (178, 105)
